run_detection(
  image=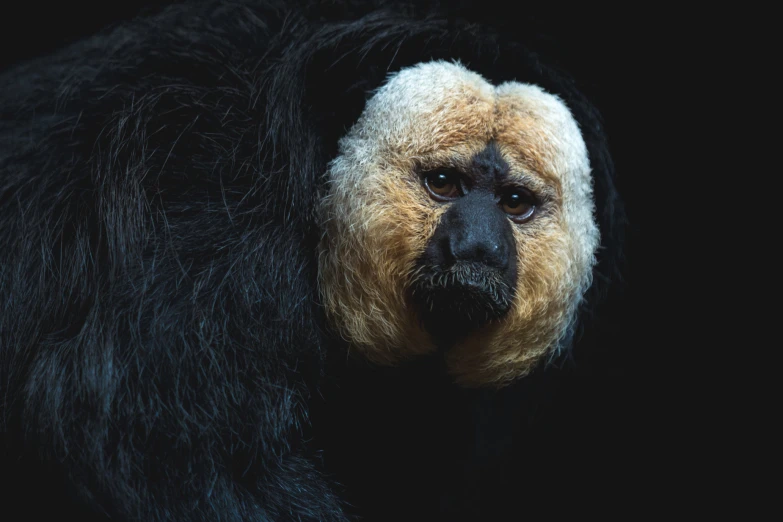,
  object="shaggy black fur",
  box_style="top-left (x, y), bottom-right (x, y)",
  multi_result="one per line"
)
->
top-left (0, 1), bottom-right (624, 520)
